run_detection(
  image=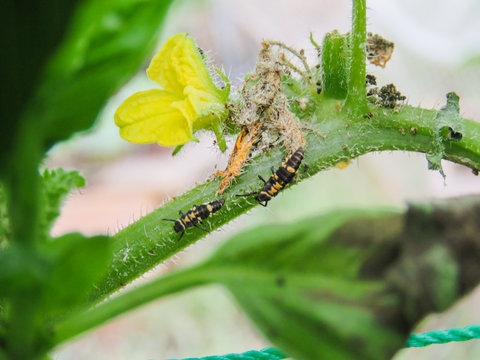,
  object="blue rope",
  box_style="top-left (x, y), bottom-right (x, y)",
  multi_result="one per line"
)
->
top-left (170, 325), bottom-right (480, 360)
